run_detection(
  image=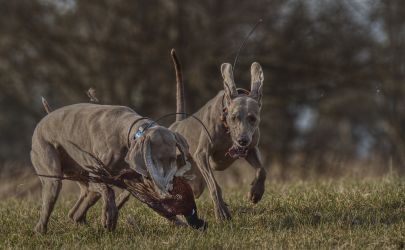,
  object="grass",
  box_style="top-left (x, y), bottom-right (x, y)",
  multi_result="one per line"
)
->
top-left (1, 177), bottom-right (404, 249)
